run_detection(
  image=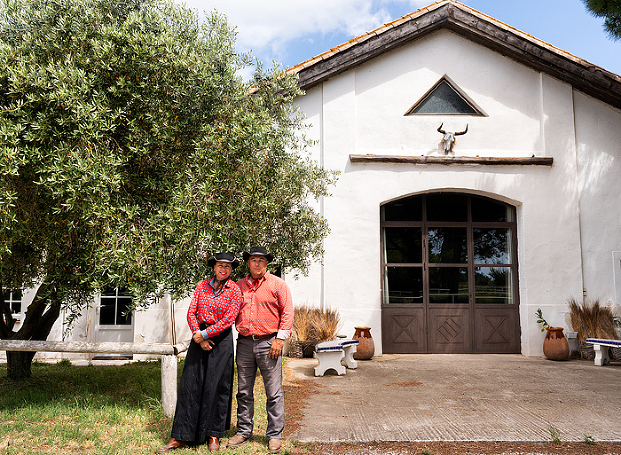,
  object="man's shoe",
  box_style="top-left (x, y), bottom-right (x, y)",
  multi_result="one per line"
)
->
top-left (156, 438), bottom-right (186, 453)
top-left (226, 434), bottom-right (250, 448)
top-left (207, 436), bottom-right (219, 452)
top-left (268, 438), bottom-right (282, 454)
